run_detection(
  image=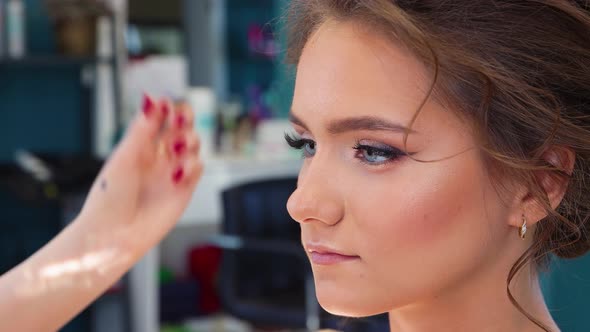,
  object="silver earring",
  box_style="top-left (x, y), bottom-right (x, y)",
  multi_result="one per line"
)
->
top-left (519, 215), bottom-right (527, 240)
